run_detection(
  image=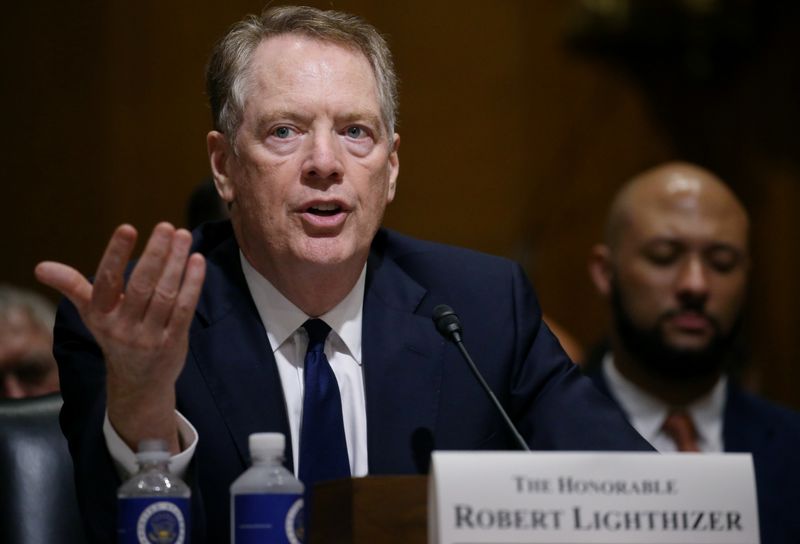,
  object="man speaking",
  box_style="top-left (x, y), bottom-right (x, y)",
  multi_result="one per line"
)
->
top-left (36, 6), bottom-right (650, 542)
